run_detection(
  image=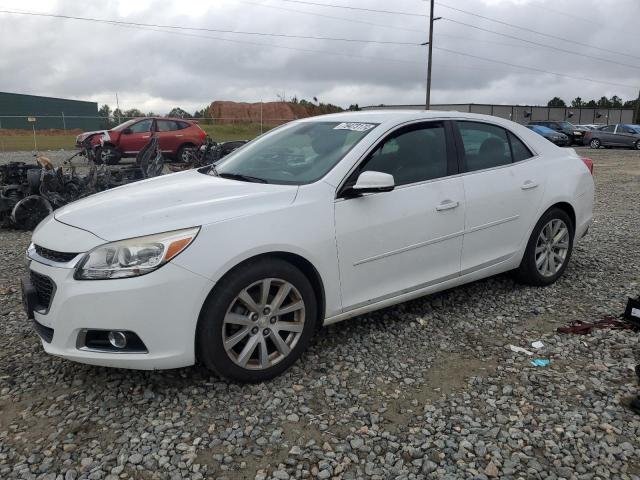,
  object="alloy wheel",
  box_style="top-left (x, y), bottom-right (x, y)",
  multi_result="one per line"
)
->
top-left (590, 139), bottom-right (600, 149)
top-left (535, 219), bottom-right (570, 277)
top-left (222, 278), bottom-right (306, 370)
